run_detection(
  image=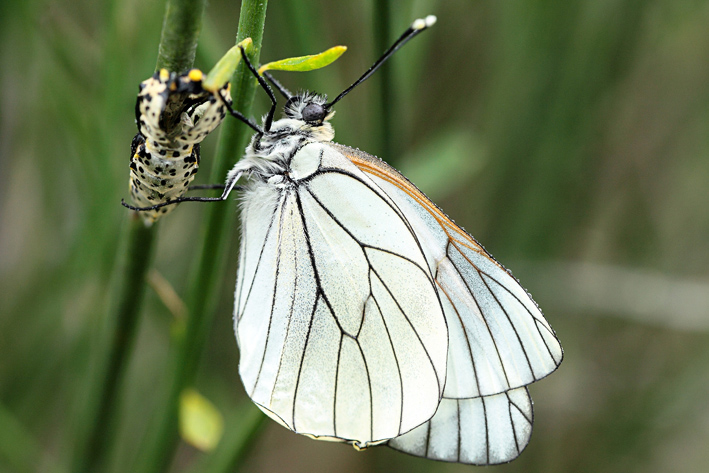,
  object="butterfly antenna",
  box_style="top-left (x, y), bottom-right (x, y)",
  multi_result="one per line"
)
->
top-left (239, 45), bottom-right (277, 133)
top-left (325, 15), bottom-right (436, 109)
